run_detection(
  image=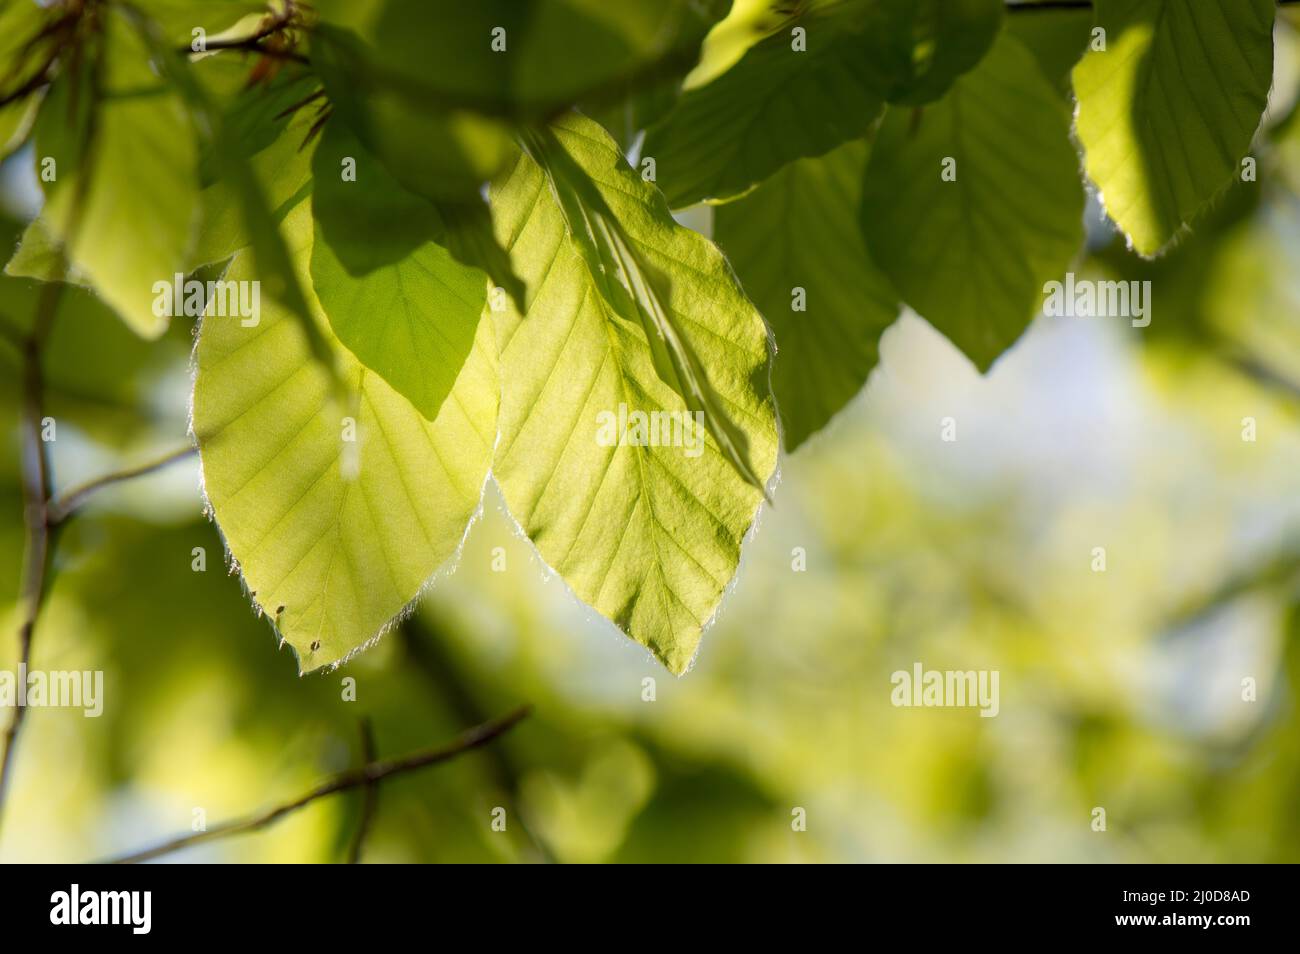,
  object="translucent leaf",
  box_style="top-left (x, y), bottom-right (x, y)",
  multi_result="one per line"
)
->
top-left (1072, 0), bottom-right (1275, 256)
top-left (489, 113), bottom-right (778, 673)
top-left (32, 7), bottom-right (200, 338)
top-left (310, 120), bottom-right (487, 421)
top-left (192, 200), bottom-right (497, 671)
